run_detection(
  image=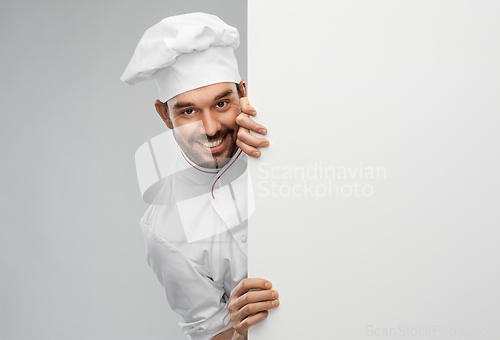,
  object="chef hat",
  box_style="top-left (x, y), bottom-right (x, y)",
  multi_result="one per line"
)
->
top-left (120, 12), bottom-right (242, 102)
